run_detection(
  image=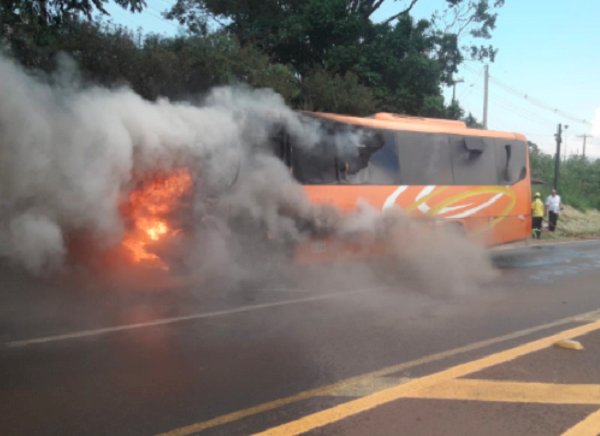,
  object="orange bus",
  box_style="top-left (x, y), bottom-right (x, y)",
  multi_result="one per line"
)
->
top-left (273, 111), bottom-right (531, 259)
